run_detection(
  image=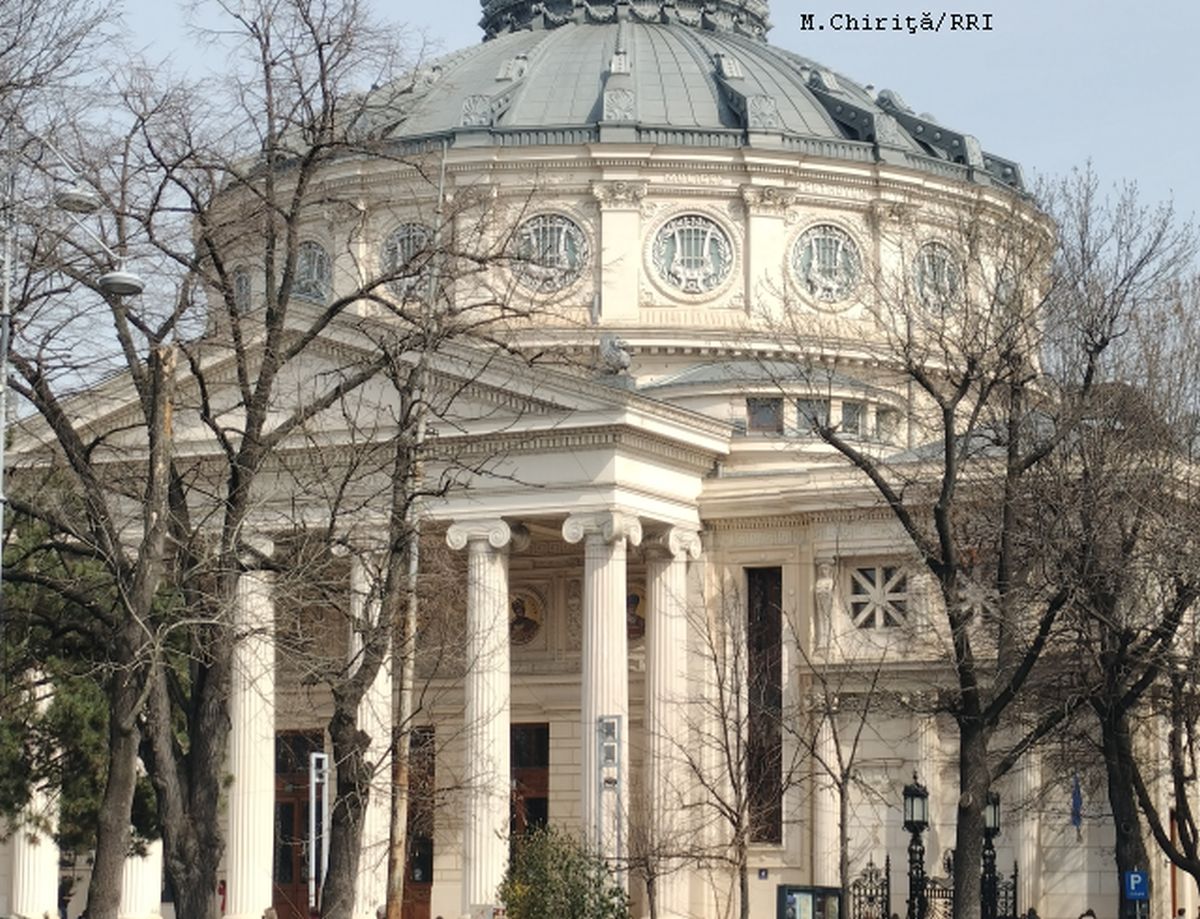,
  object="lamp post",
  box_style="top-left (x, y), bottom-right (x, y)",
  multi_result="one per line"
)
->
top-left (982, 791), bottom-right (1001, 919)
top-left (903, 774), bottom-right (929, 919)
top-left (0, 133), bottom-right (144, 659)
